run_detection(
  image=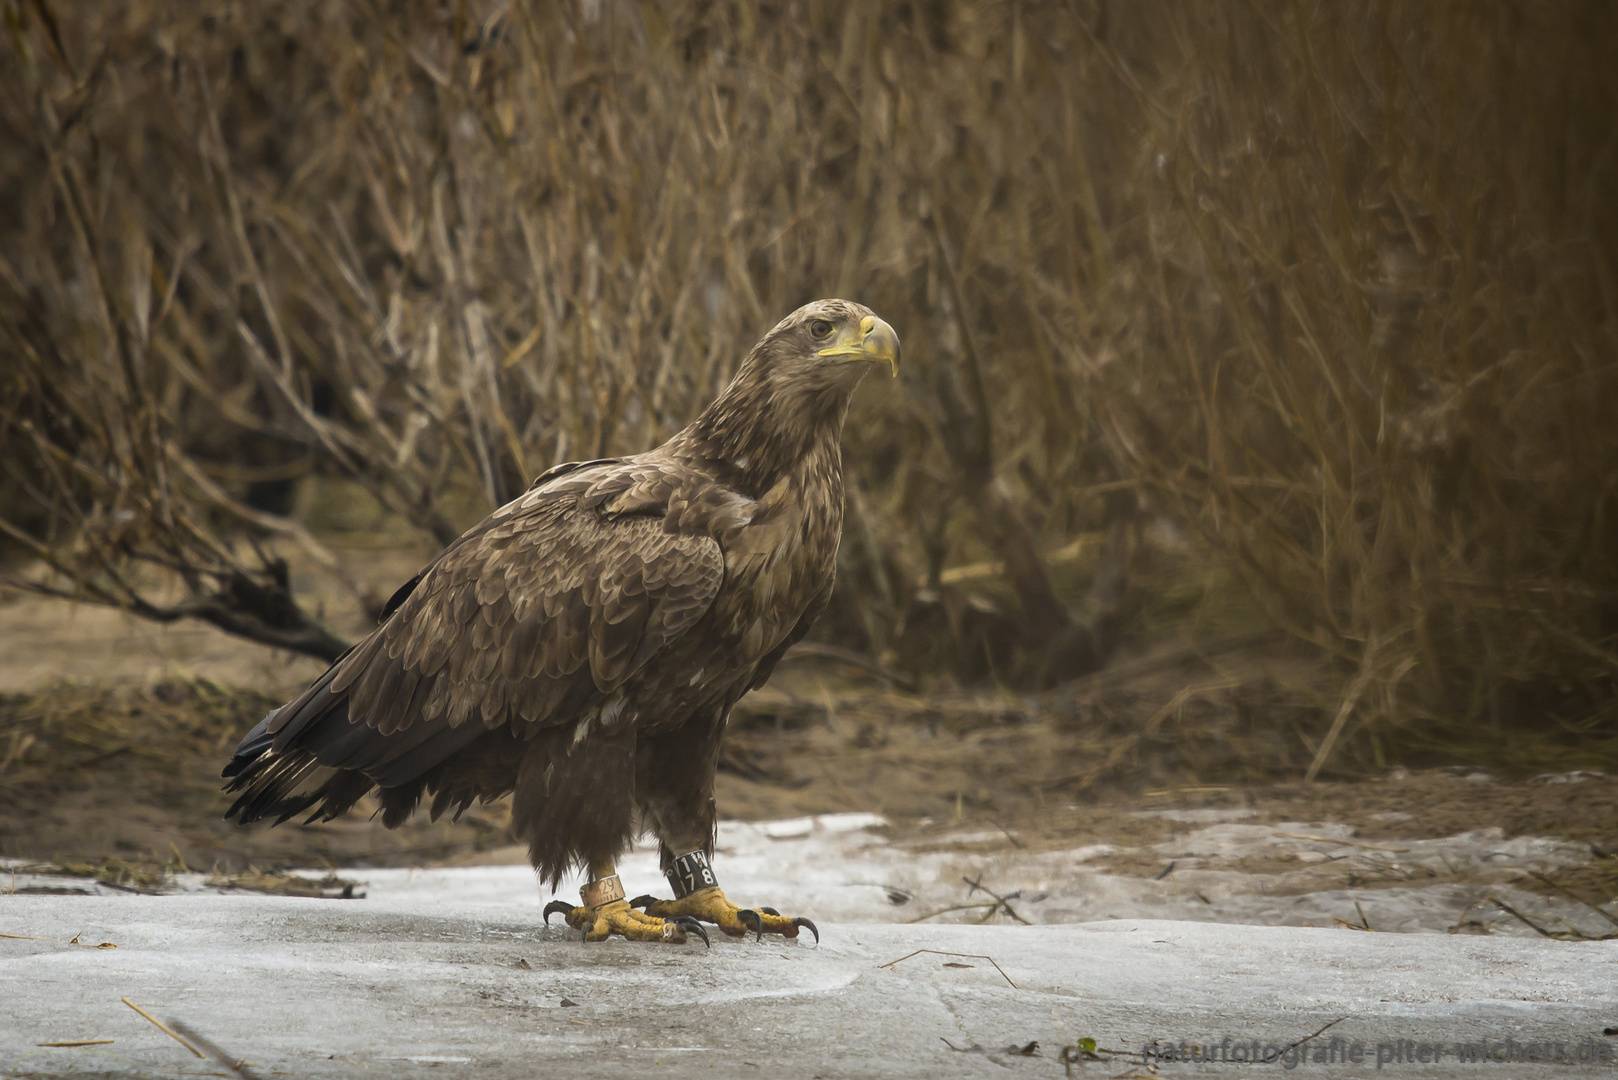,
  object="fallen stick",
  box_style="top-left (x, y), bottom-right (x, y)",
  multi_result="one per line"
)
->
top-left (0, 931), bottom-right (117, 948)
top-left (877, 948), bottom-right (1018, 989)
top-left (36, 1039), bottom-right (115, 1047)
top-left (904, 900), bottom-right (996, 923)
top-left (1261, 1016), bottom-right (1350, 1063)
top-left (1279, 833), bottom-right (1409, 853)
top-left (120, 998), bottom-right (204, 1058)
top-left (1527, 870), bottom-right (1618, 931)
top-left (1488, 897), bottom-right (1613, 941)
